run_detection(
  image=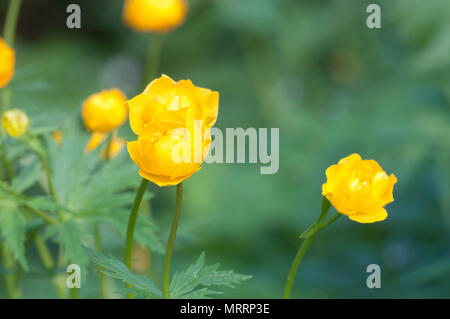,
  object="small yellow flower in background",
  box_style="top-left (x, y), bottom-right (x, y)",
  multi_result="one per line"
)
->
top-left (85, 131), bottom-right (107, 153)
top-left (52, 130), bottom-right (63, 145)
top-left (2, 109), bottom-right (29, 138)
top-left (322, 153), bottom-right (397, 223)
top-left (81, 88), bottom-right (127, 133)
top-left (101, 136), bottom-right (125, 160)
top-left (123, 0), bottom-right (188, 33)
top-left (0, 37), bottom-right (15, 88)
top-left (127, 74), bottom-right (219, 187)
